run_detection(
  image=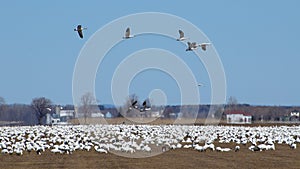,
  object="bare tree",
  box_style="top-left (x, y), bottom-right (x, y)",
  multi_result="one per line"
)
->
top-left (31, 97), bottom-right (52, 125)
top-left (0, 96), bottom-right (5, 105)
top-left (80, 92), bottom-right (97, 124)
top-left (227, 96), bottom-right (238, 112)
top-left (213, 105), bottom-right (225, 119)
top-left (0, 96), bottom-right (7, 119)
